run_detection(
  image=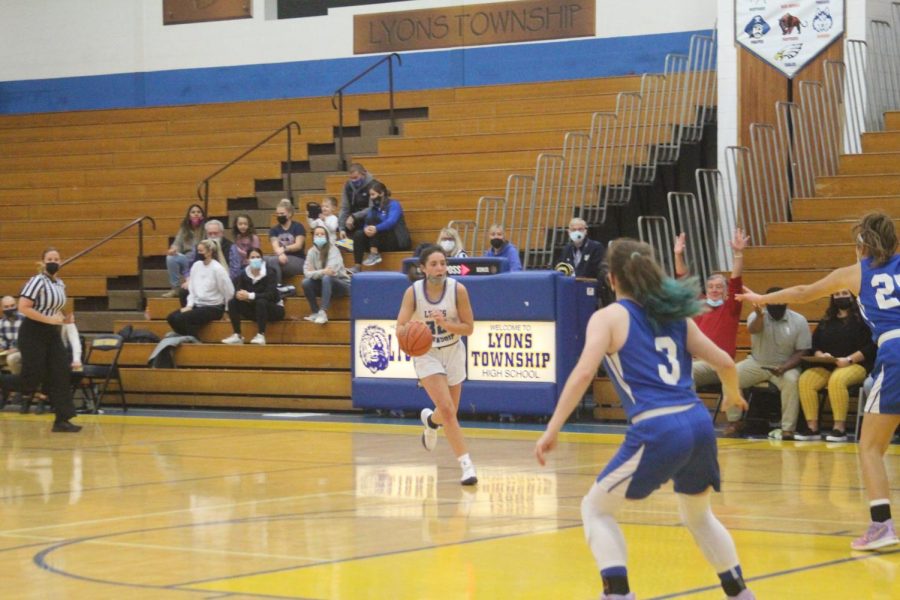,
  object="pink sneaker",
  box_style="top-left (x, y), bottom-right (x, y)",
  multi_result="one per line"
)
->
top-left (601, 594), bottom-right (635, 600)
top-left (851, 519), bottom-right (899, 551)
top-left (729, 590), bottom-right (756, 599)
